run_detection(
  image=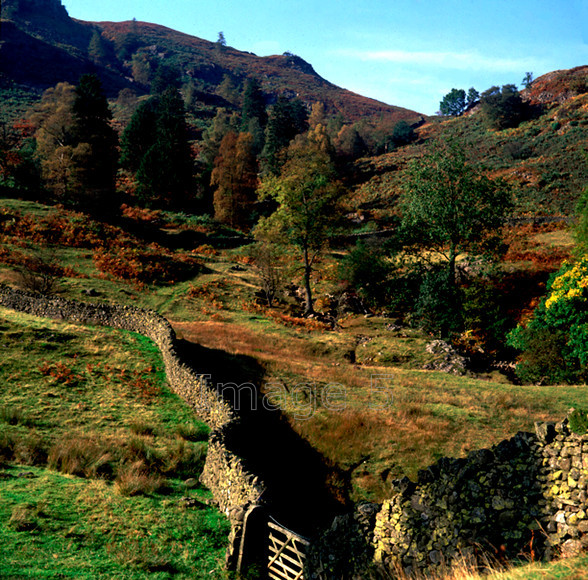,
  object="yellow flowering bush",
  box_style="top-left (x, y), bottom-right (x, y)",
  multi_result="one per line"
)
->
top-left (508, 257), bottom-right (588, 383)
top-left (544, 259), bottom-right (588, 311)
